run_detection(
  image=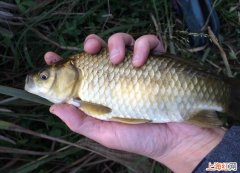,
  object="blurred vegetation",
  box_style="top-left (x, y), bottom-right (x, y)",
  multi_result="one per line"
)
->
top-left (0, 0), bottom-right (239, 172)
